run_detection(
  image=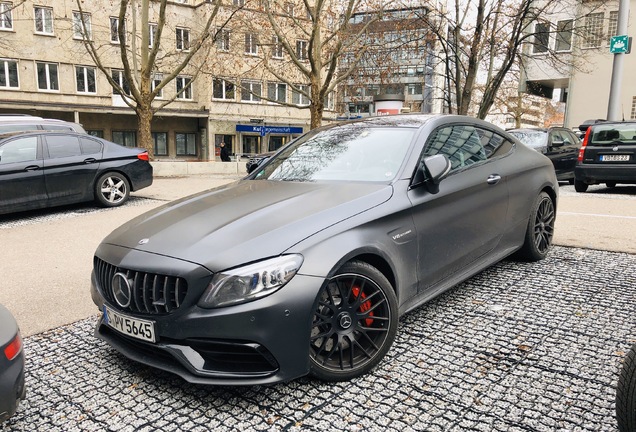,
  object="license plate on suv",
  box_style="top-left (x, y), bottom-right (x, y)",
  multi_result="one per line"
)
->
top-left (600, 154), bottom-right (630, 162)
top-left (103, 305), bottom-right (156, 343)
